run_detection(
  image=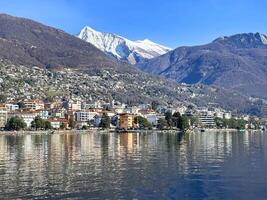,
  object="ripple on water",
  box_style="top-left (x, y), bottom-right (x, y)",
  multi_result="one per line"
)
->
top-left (0, 132), bottom-right (267, 199)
